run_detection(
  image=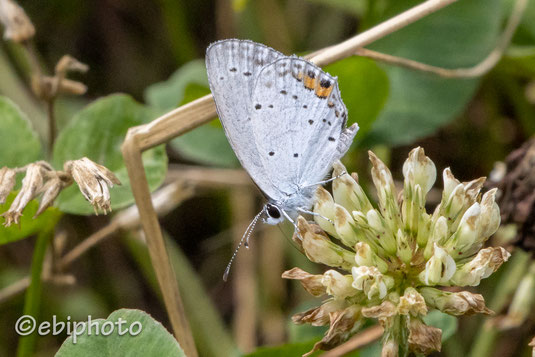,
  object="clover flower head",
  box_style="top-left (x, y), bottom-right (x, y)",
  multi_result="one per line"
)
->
top-left (284, 147), bottom-right (509, 356)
